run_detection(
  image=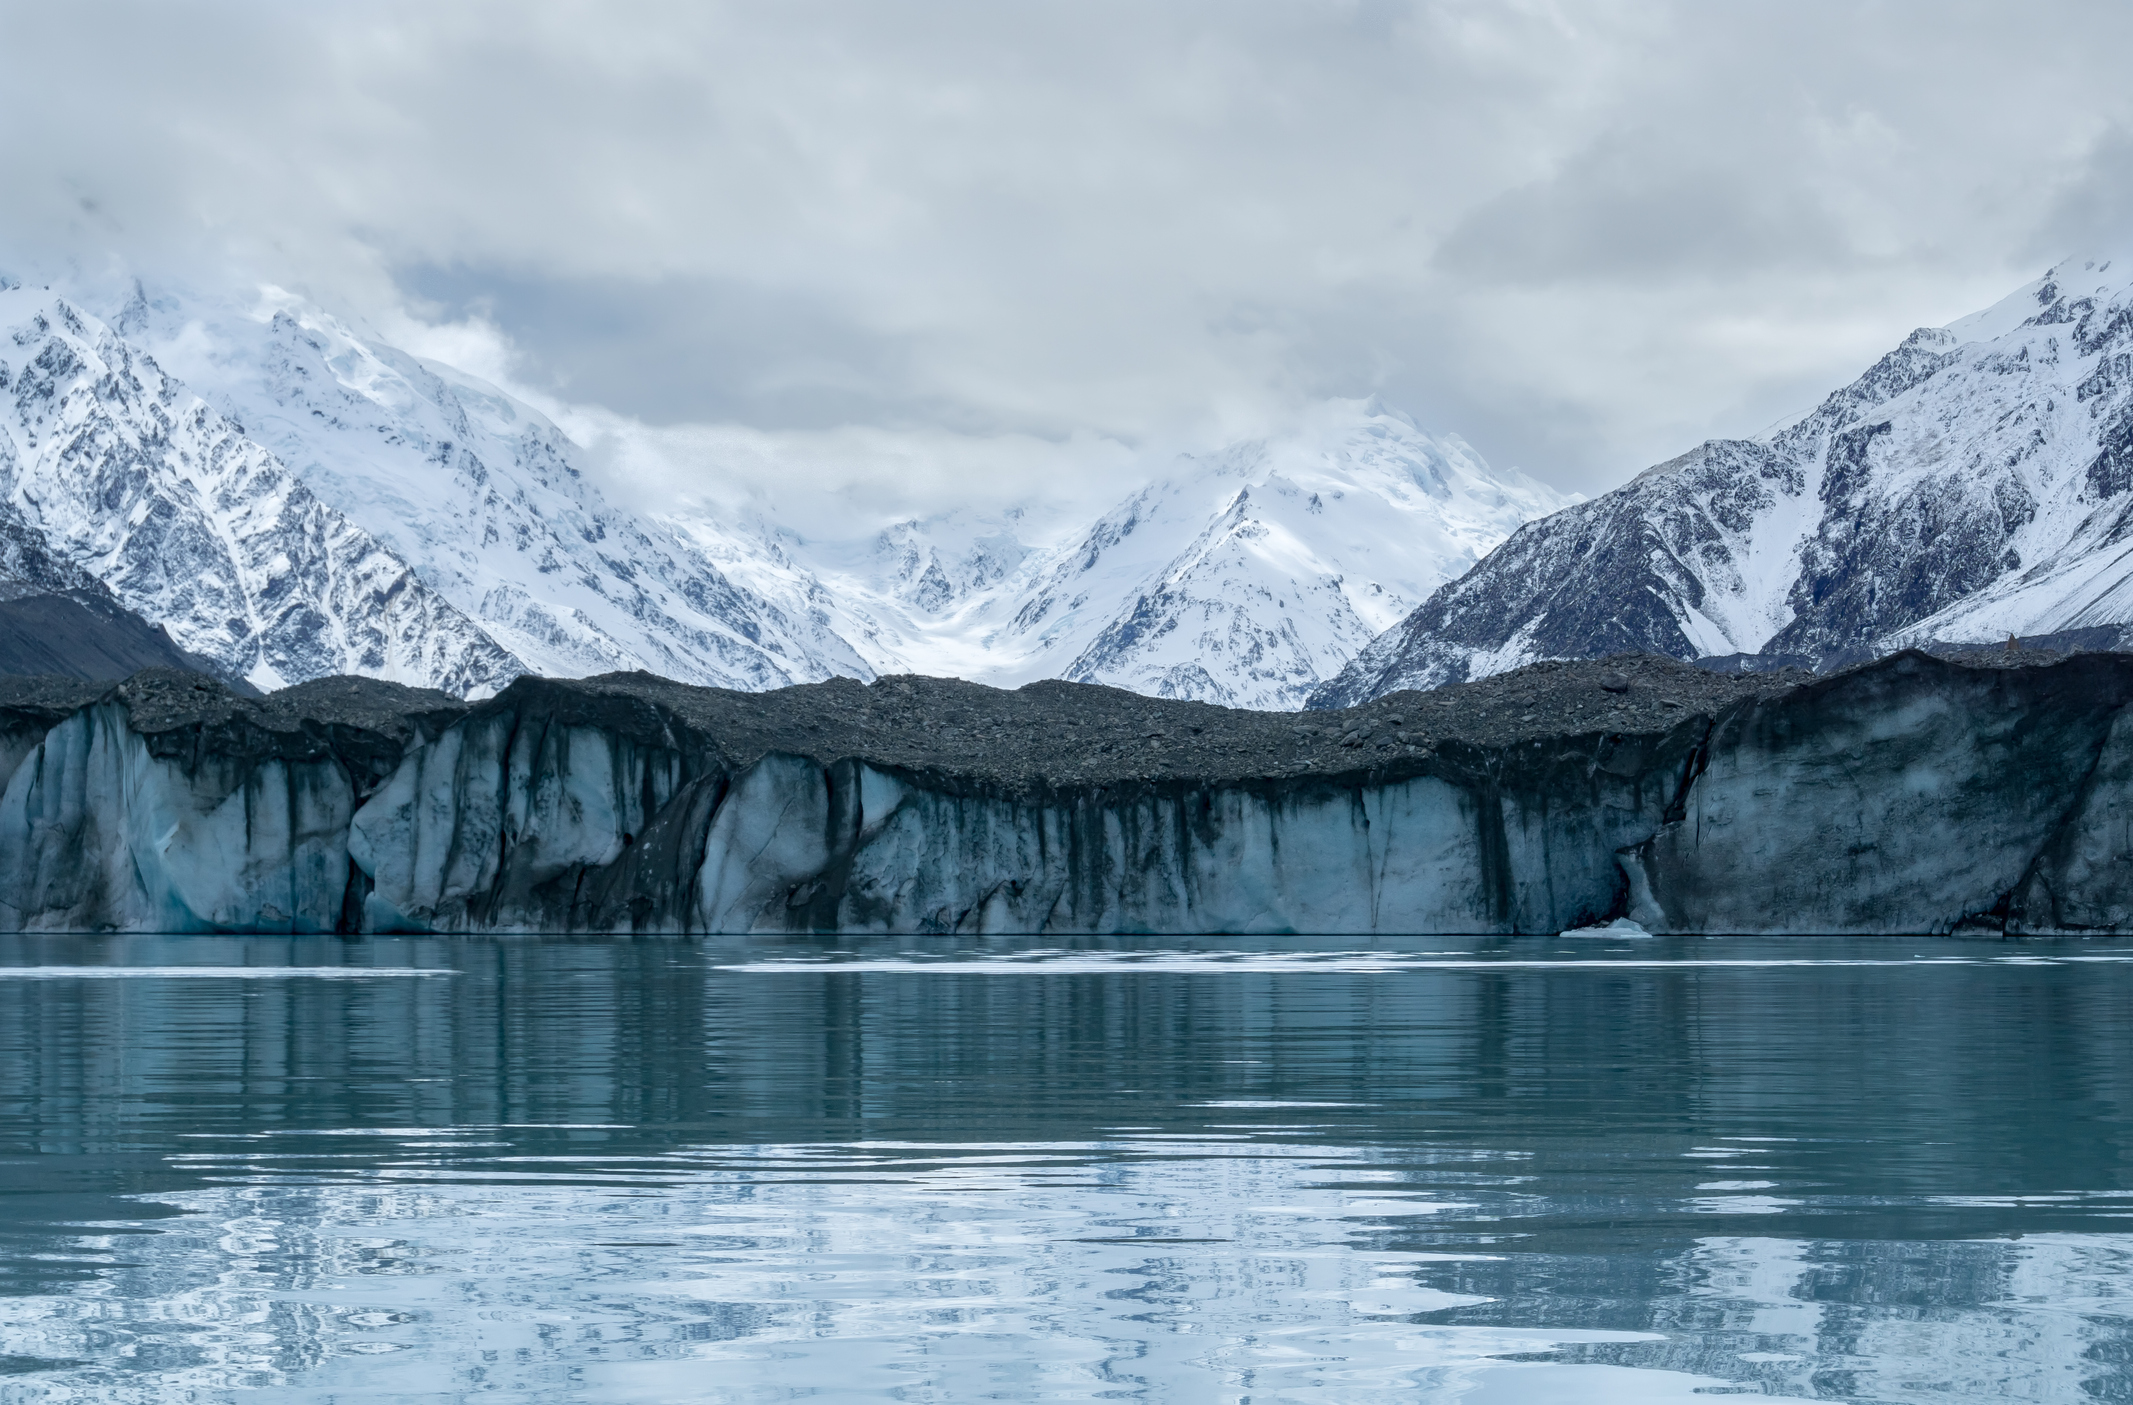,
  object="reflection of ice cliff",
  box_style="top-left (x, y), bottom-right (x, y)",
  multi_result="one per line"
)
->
top-left (29, 1161), bottom-right (2124, 1402)
top-left (8, 648), bottom-right (2133, 933)
top-left (1454, 1234), bottom-right (2133, 1401)
top-left (1, 938), bottom-right (2131, 1400)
